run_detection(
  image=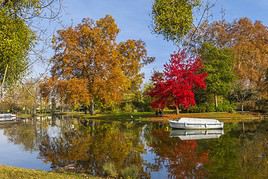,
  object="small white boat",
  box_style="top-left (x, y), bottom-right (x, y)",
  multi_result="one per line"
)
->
top-left (0, 113), bottom-right (16, 118)
top-left (0, 114), bottom-right (17, 123)
top-left (169, 118), bottom-right (224, 129)
top-left (170, 129), bottom-right (224, 140)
